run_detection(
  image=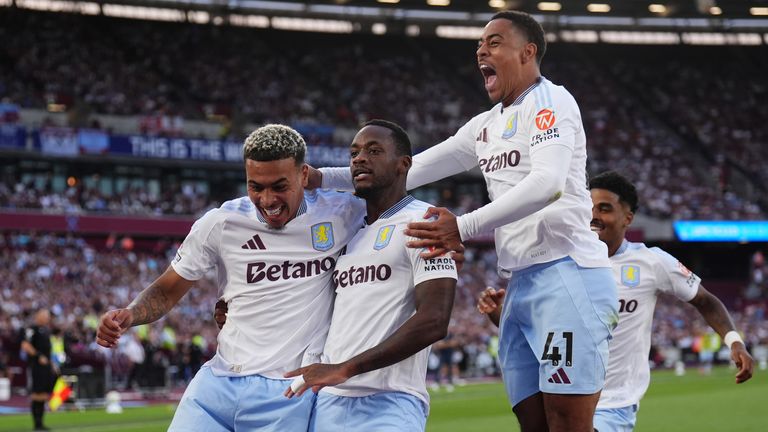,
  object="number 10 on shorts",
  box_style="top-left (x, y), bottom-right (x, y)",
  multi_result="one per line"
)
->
top-left (541, 331), bottom-right (573, 367)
